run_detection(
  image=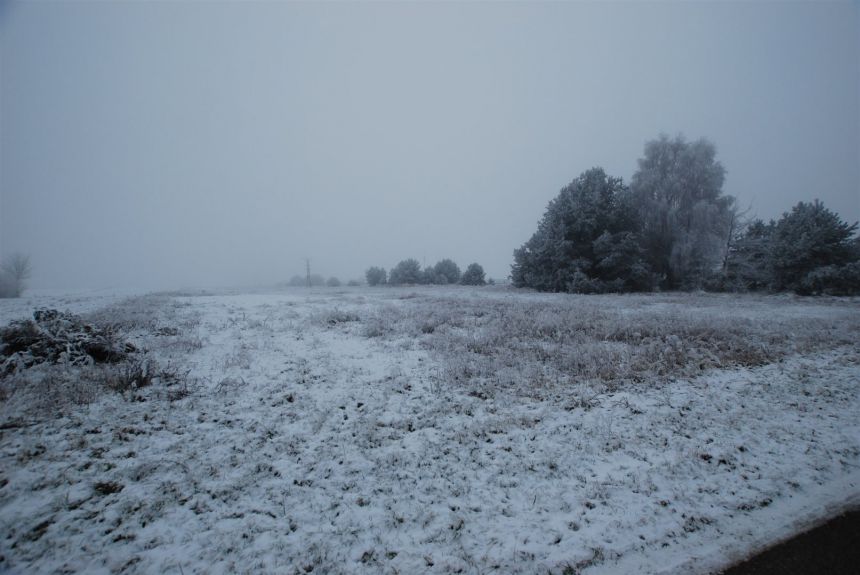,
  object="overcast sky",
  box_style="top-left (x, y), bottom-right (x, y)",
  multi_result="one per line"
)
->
top-left (1, 1), bottom-right (858, 290)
